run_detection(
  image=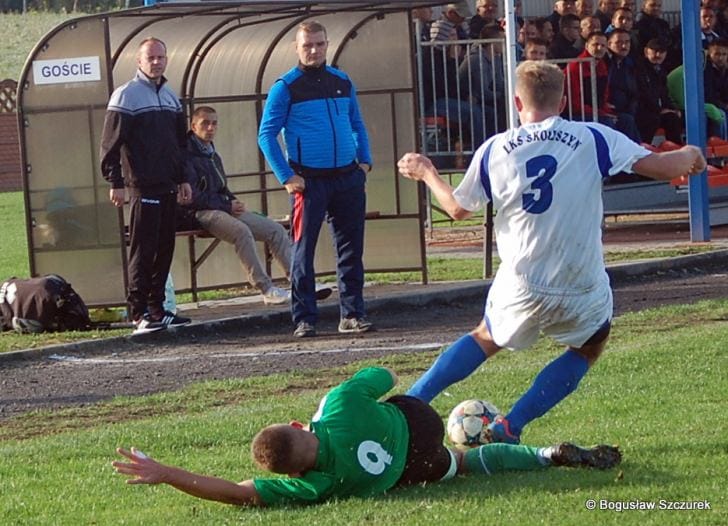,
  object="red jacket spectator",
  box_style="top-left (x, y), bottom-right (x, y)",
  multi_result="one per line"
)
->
top-left (564, 46), bottom-right (611, 119)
